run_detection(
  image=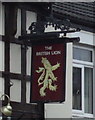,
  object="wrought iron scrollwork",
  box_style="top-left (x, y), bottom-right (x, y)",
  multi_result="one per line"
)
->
top-left (29, 16), bottom-right (80, 36)
top-left (19, 3), bottom-right (80, 43)
top-left (28, 3), bottom-right (80, 35)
